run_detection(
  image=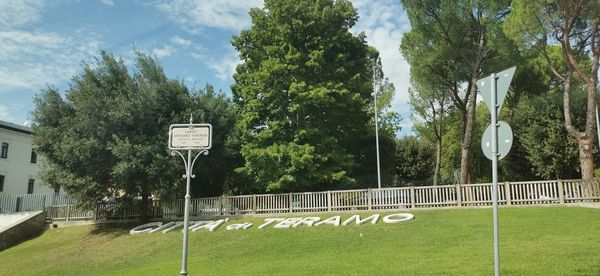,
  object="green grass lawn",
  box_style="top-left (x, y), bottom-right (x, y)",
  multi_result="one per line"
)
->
top-left (1, 207), bottom-right (599, 275)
